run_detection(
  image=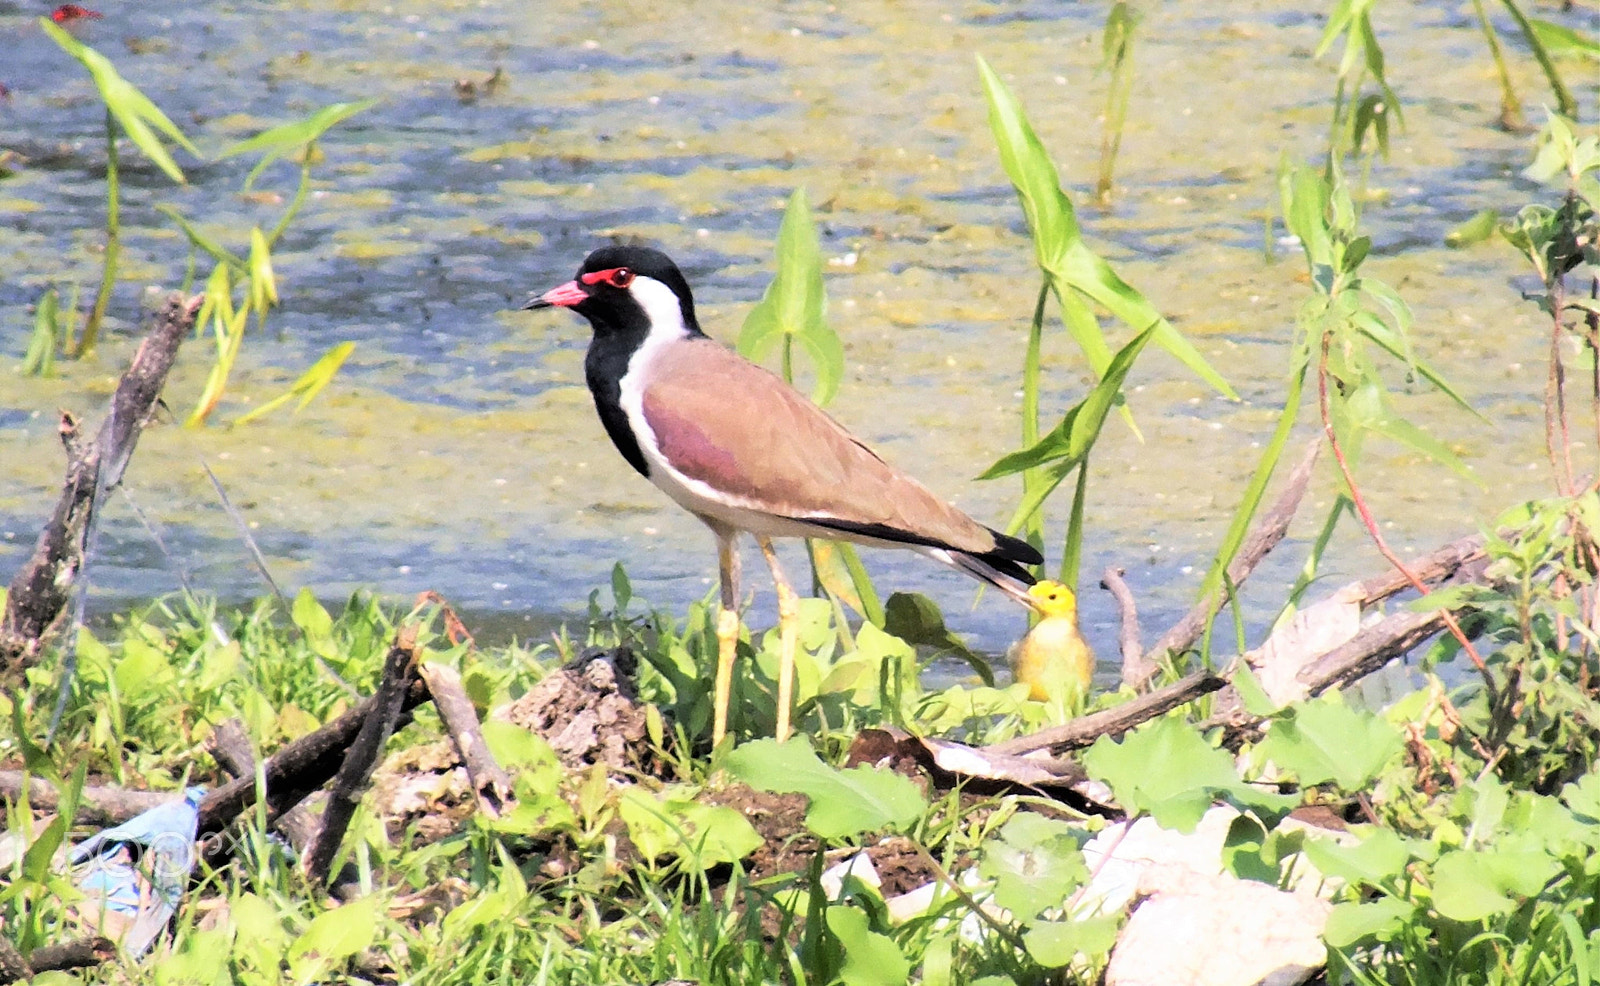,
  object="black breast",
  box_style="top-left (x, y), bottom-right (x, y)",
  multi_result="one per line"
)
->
top-left (585, 338), bottom-right (651, 479)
